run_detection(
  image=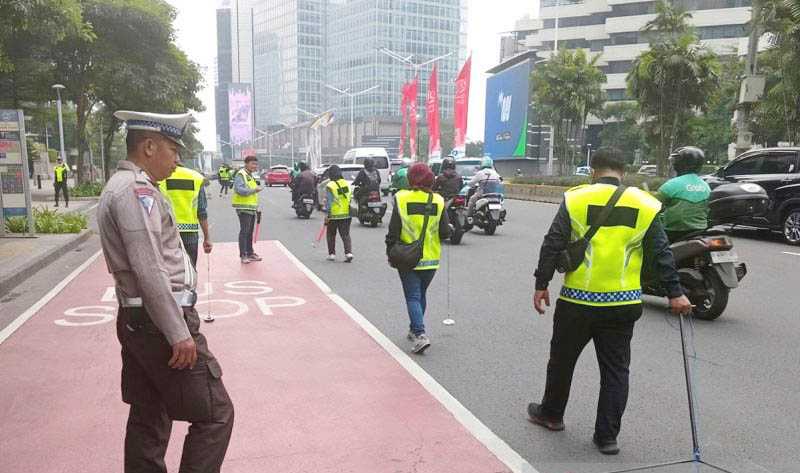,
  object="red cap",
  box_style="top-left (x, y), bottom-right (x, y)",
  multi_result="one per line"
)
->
top-left (408, 162), bottom-right (434, 190)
